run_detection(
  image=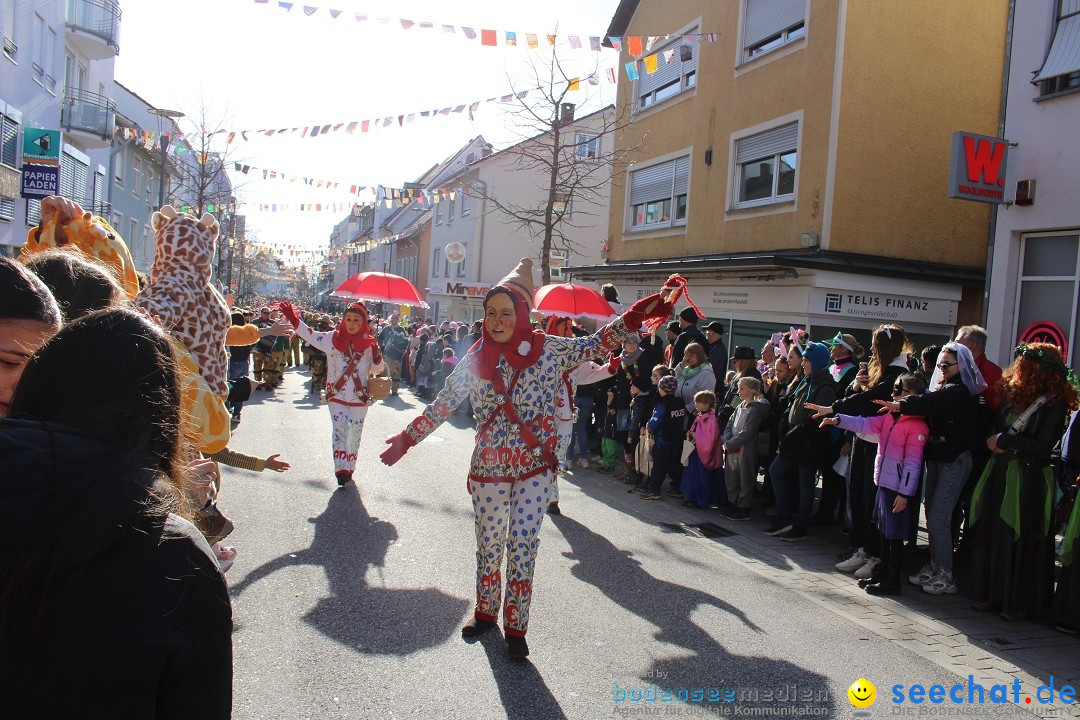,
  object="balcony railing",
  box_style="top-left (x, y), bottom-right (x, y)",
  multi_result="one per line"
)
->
top-left (65, 0), bottom-right (121, 54)
top-left (60, 88), bottom-right (116, 140)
